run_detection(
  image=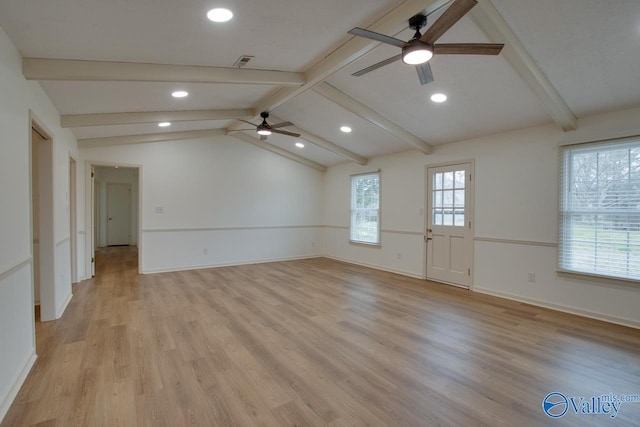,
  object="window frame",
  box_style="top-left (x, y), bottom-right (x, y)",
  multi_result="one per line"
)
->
top-left (349, 171), bottom-right (381, 246)
top-left (558, 136), bottom-right (640, 283)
